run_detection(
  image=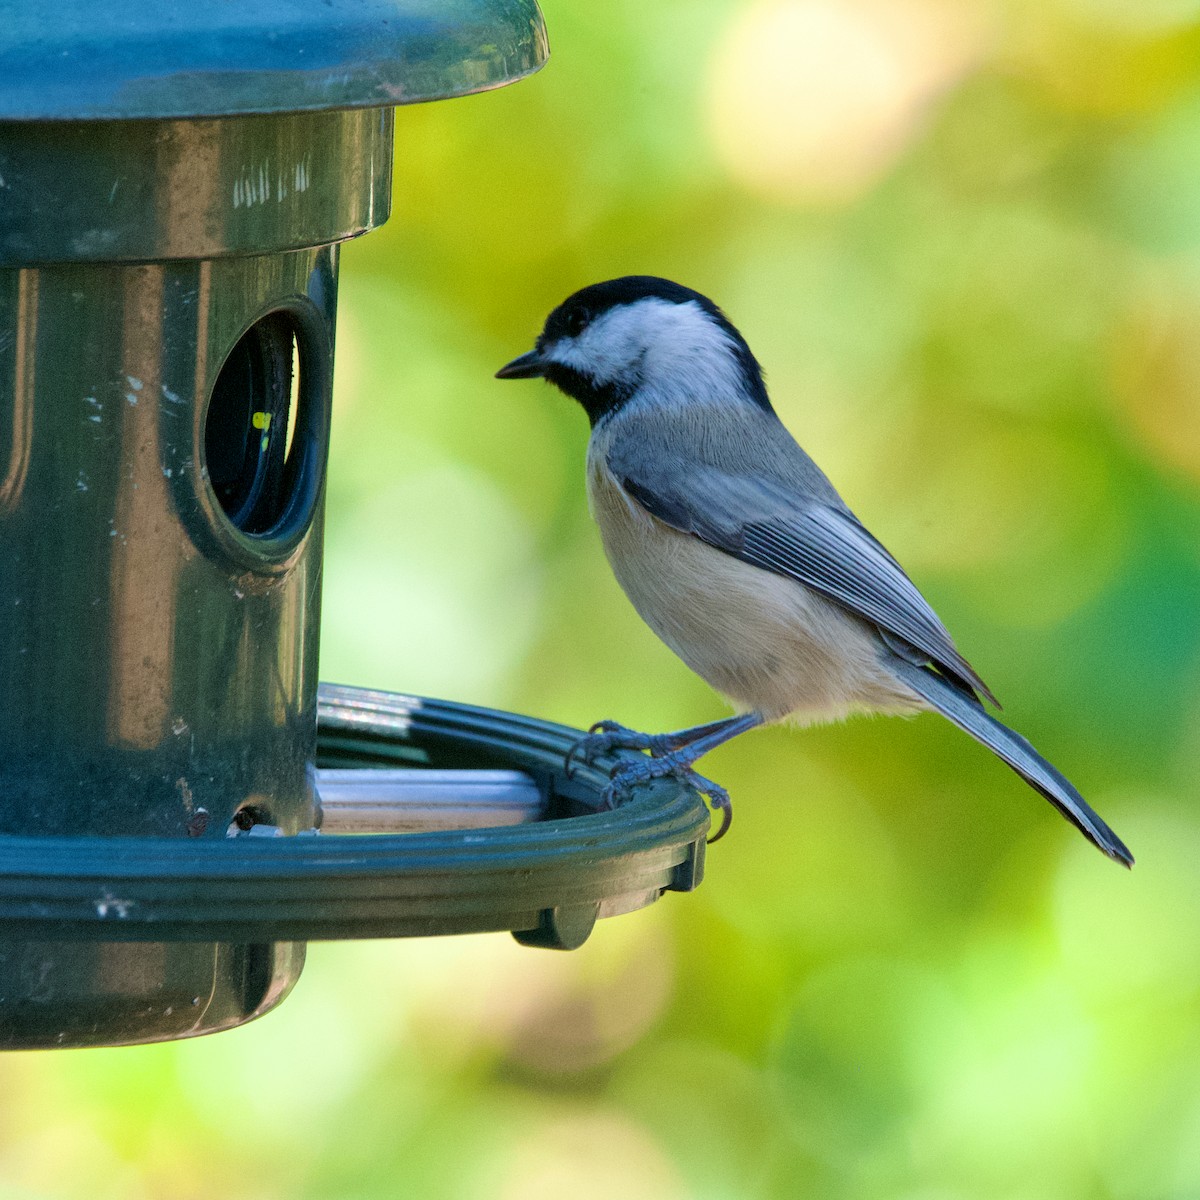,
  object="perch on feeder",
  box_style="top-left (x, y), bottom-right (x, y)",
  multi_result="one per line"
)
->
top-left (0, 0), bottom-right (710, 1051)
